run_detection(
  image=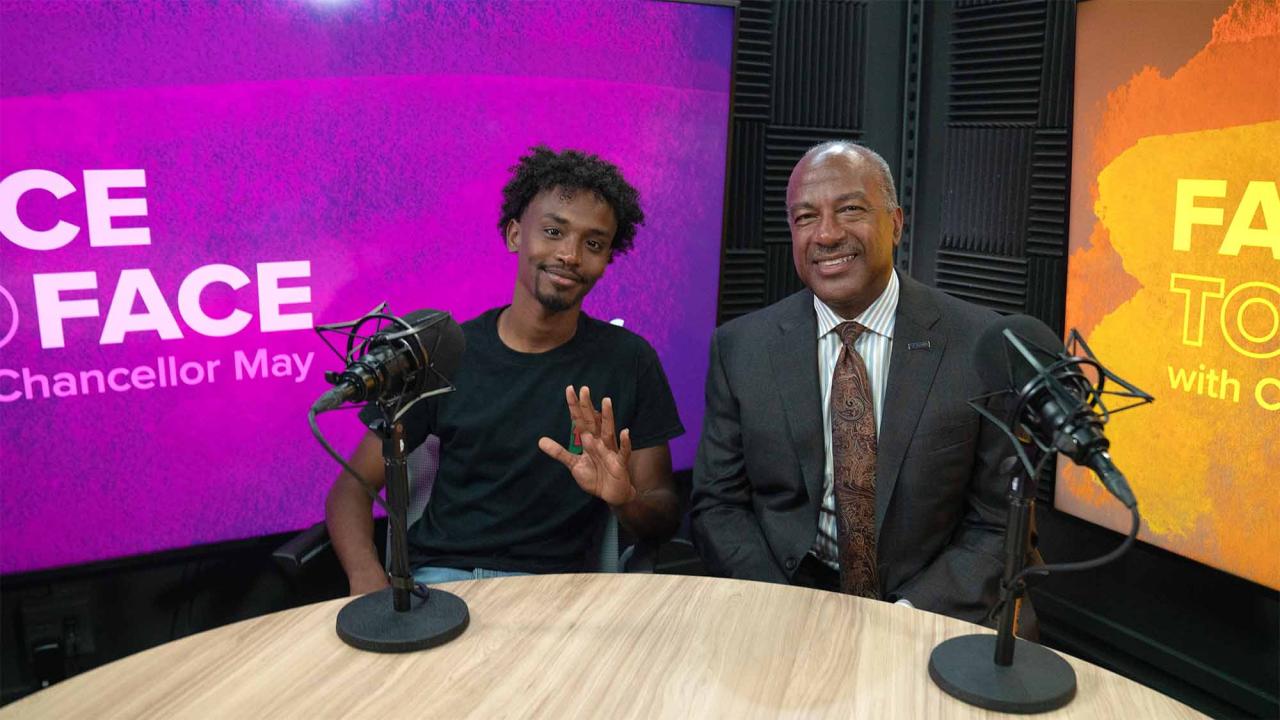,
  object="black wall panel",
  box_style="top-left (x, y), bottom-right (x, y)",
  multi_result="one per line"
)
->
top-left (934, 248), bottom-right (1028, 314)
top-left (923, 0), bottom-right (1070, 334)
top-left (771, 0), bottom-right (866, 129)
top-left (719, 248), bottom-right (768, 323)
top-left (939, 126), bottom-right (1034, 256)
top-left (949, 0), bottom-right (1046, 127)
top-left (724, 120), bottom-right (767, 250)
top-left (1038, 0), bottom-right (1075, 128)
top-left (765, 242), bottom-right (803, 303)
top-left (733, 0), bottom-right (774, 121)
top-left (895, 0), bottom-right (926, 276)
top-left (1026, 254), bottom-right (1065, 326)
top-left (1028, 128), bottom-right (1069, 258)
